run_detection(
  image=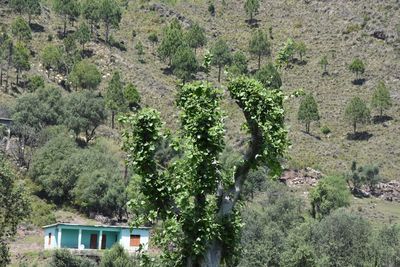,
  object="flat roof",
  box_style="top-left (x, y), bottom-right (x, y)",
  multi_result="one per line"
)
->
top-left (42, 223), bottom-right (151, 230)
